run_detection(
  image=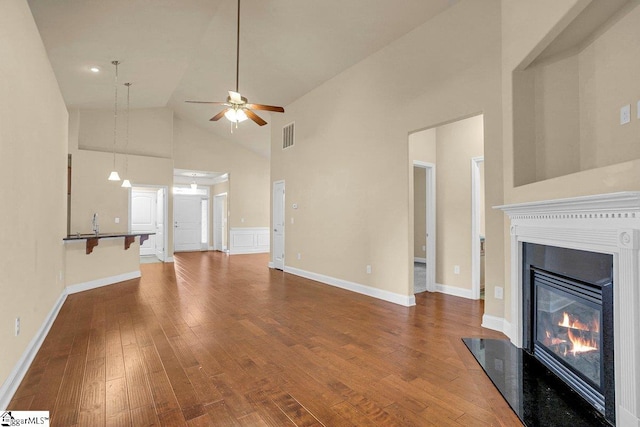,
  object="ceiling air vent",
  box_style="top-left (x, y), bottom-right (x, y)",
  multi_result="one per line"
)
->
top-left (283, 122), bottom-right (295, 149)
